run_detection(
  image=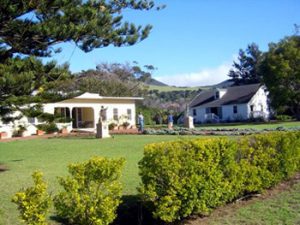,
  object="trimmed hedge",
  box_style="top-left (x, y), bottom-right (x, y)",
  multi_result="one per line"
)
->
top-left (138, 131), bottom-right (300, 222)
